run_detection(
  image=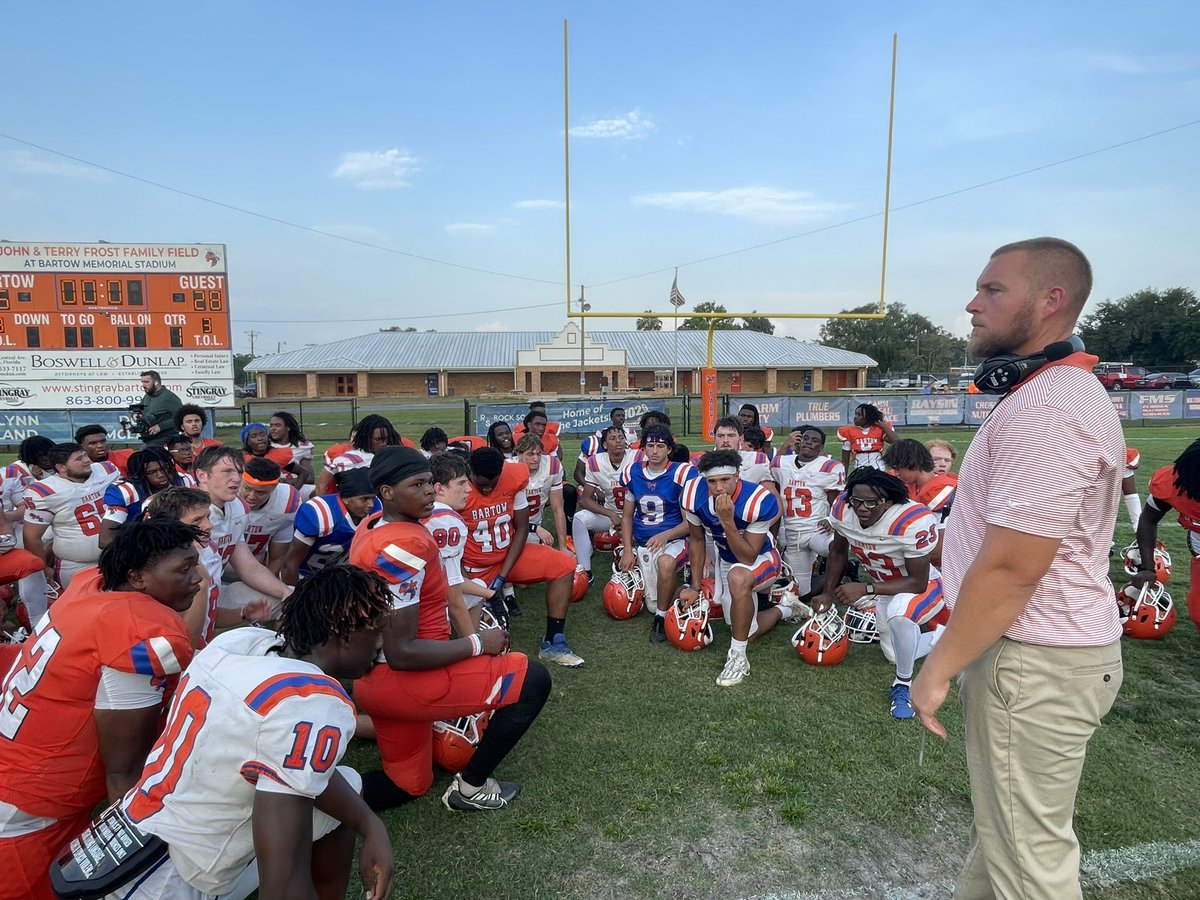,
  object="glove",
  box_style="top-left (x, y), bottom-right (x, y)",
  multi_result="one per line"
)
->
top-left (488, 576), bottom-right (507, 595)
